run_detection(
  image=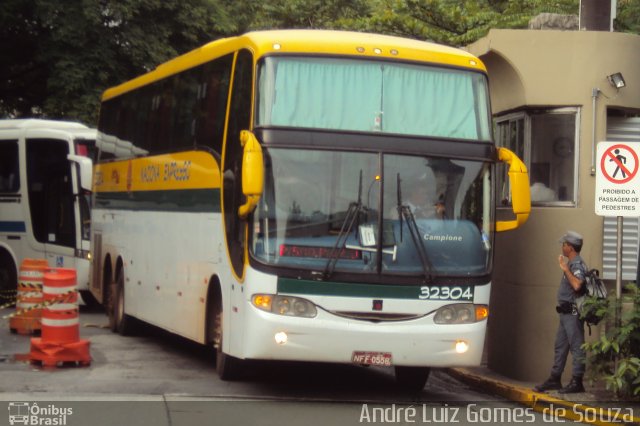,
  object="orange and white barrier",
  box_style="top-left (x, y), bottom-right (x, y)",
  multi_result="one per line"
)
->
top-left (29, 268), bottom-right (91, 367)
top-left (10, 259), bottom-right (48, 335)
